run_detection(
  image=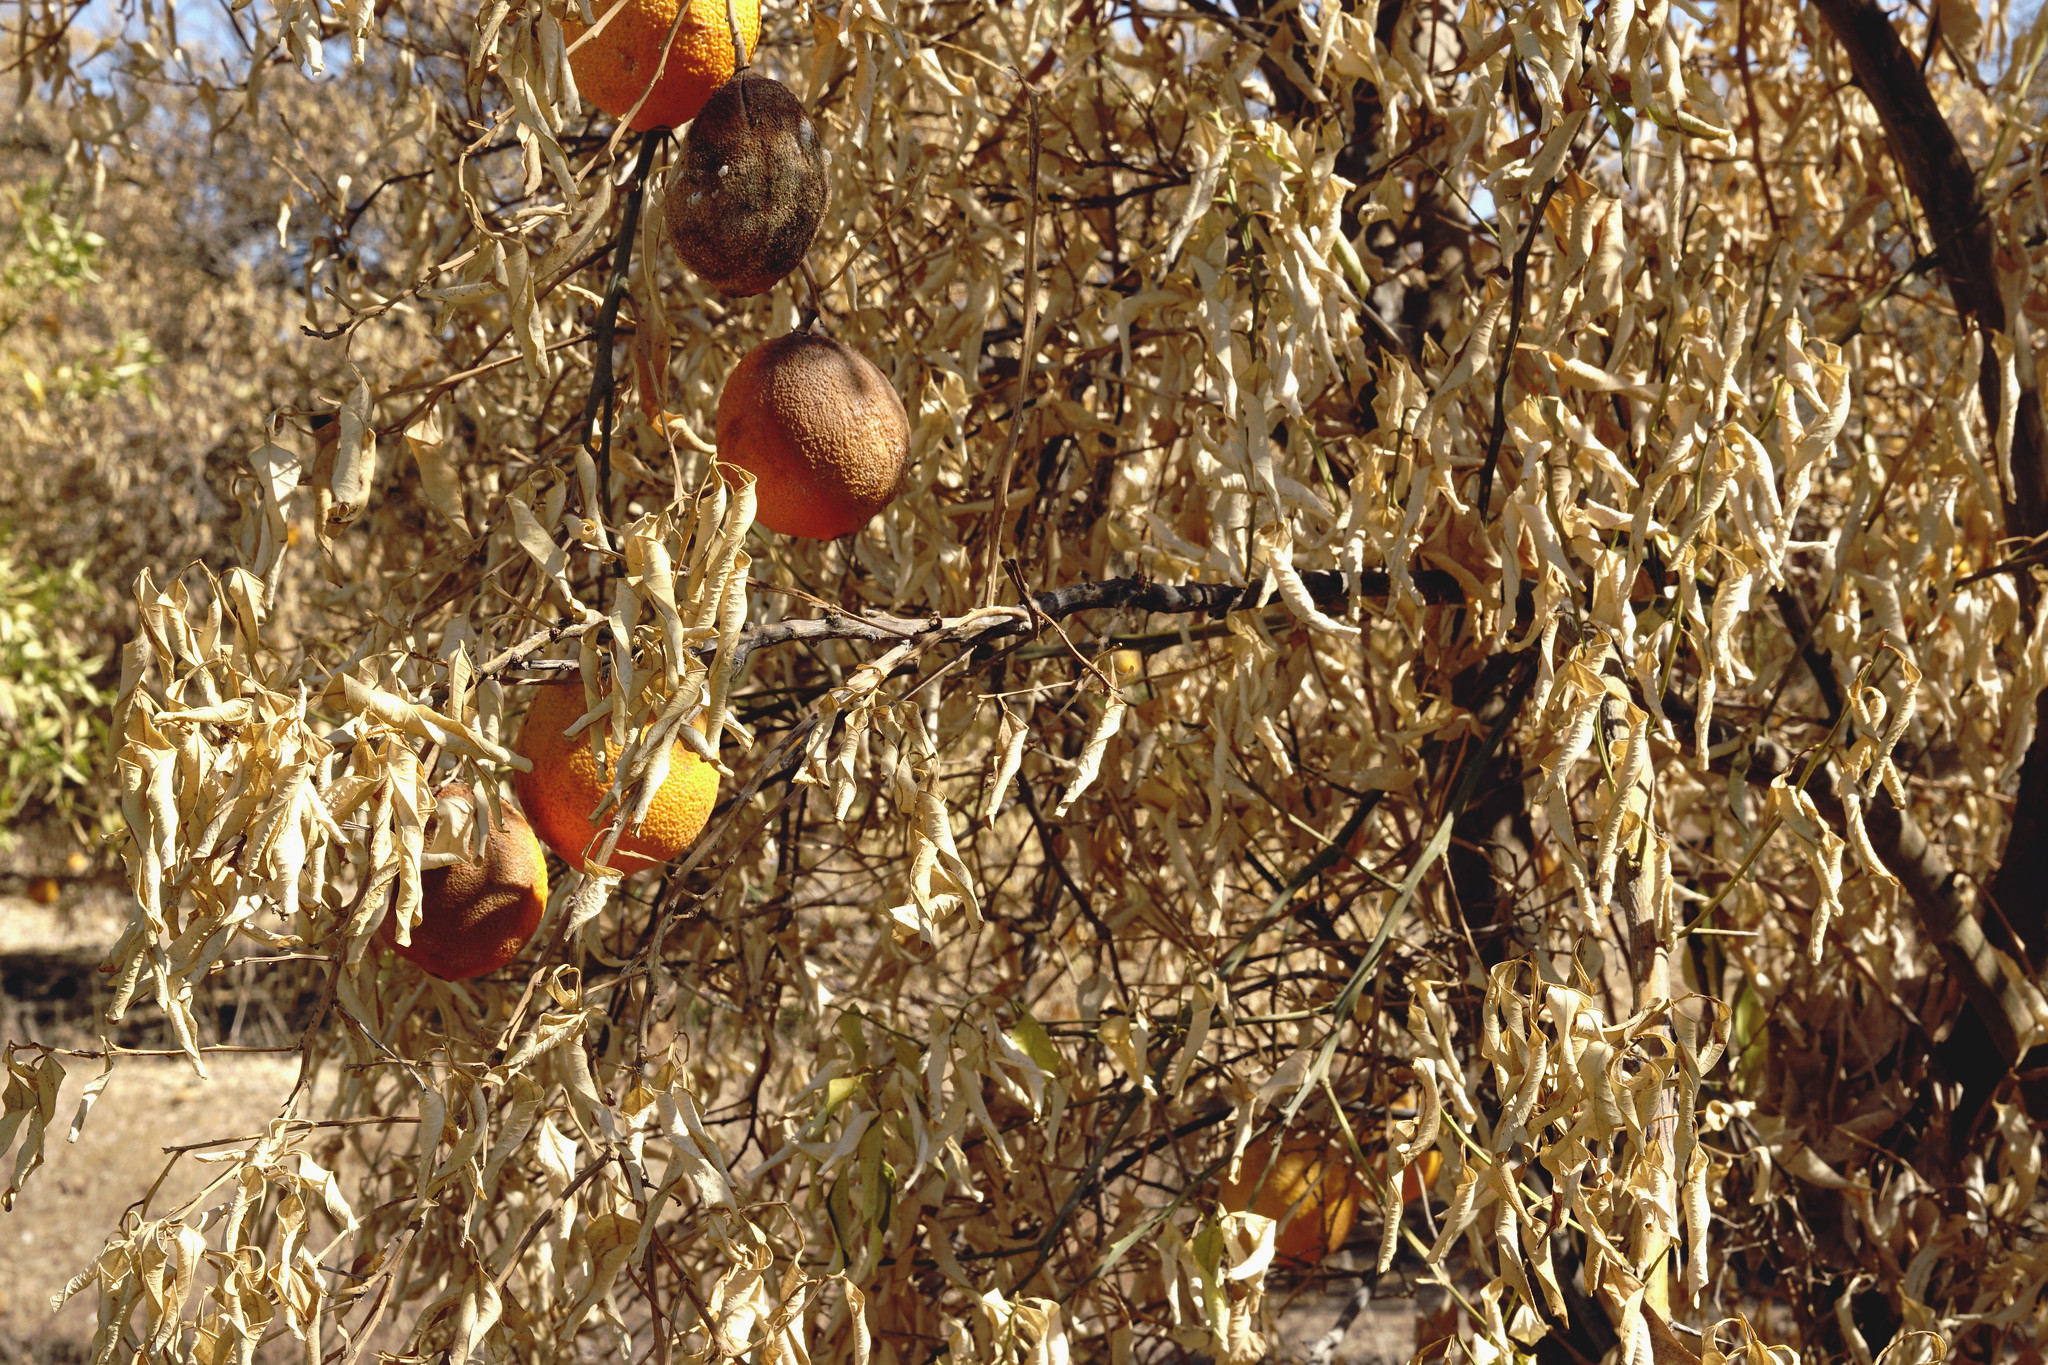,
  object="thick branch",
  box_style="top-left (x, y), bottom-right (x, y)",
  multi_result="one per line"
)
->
top-left (1812, 0), bottom-right (2048, 1017)
top-left (1665, 640), bottom-right (2028, 1066)
top-left (1810, 0), bottom-right (2048, 531)
top-left (1862, 798), bottom-right (2032, 1062)
top-left (1811, 0), bottom-right (2002, 322)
